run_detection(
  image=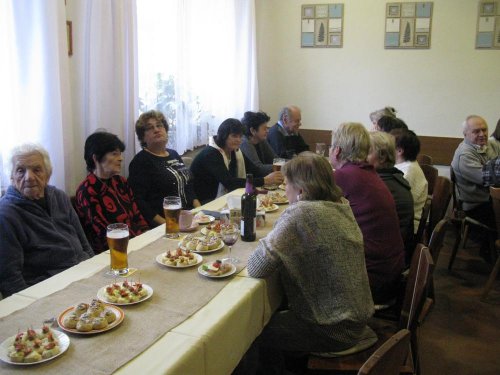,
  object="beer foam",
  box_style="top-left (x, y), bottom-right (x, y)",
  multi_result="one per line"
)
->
top-left (164, 204), bottom-right (182, 209)
top-left (108, 229), bottom-right (129, 239)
